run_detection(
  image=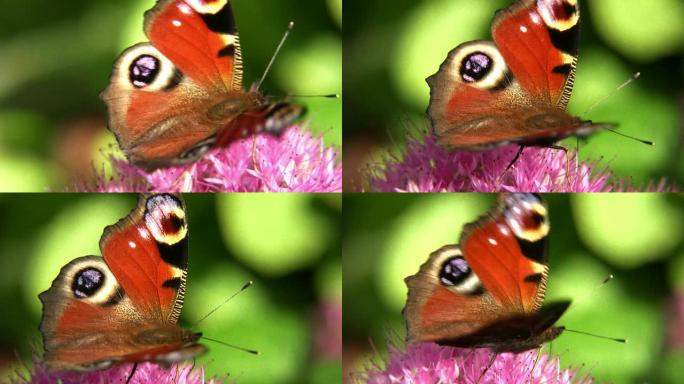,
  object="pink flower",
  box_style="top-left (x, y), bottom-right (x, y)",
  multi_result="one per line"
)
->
top-left (81, 126), bottom-right (342, 192)
top-left (666, 291), bottom-right (684, 351)
top-left (312, 299), bottom-right (342, 360)
top-left (365, 342), bottom-right (591, 384)
top-left (368, 132), bottom-right (608, 192)
top-left (369, 131), bottom-right (677, 192)
top-left (14, 360), bottom-right (221, 384)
